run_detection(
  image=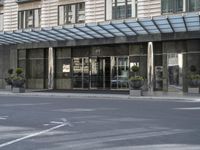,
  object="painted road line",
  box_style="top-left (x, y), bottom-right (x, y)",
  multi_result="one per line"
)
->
top-left (0, 116), bottom-right (8, 120)
top-left (0, 122), bottom-right (71, 148)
